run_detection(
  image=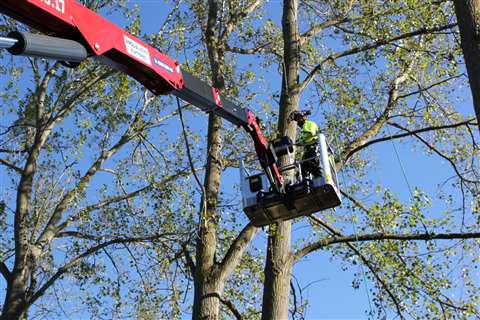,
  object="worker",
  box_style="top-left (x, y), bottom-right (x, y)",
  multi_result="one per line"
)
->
top-left (289, 110), bottom-right (322, 178)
